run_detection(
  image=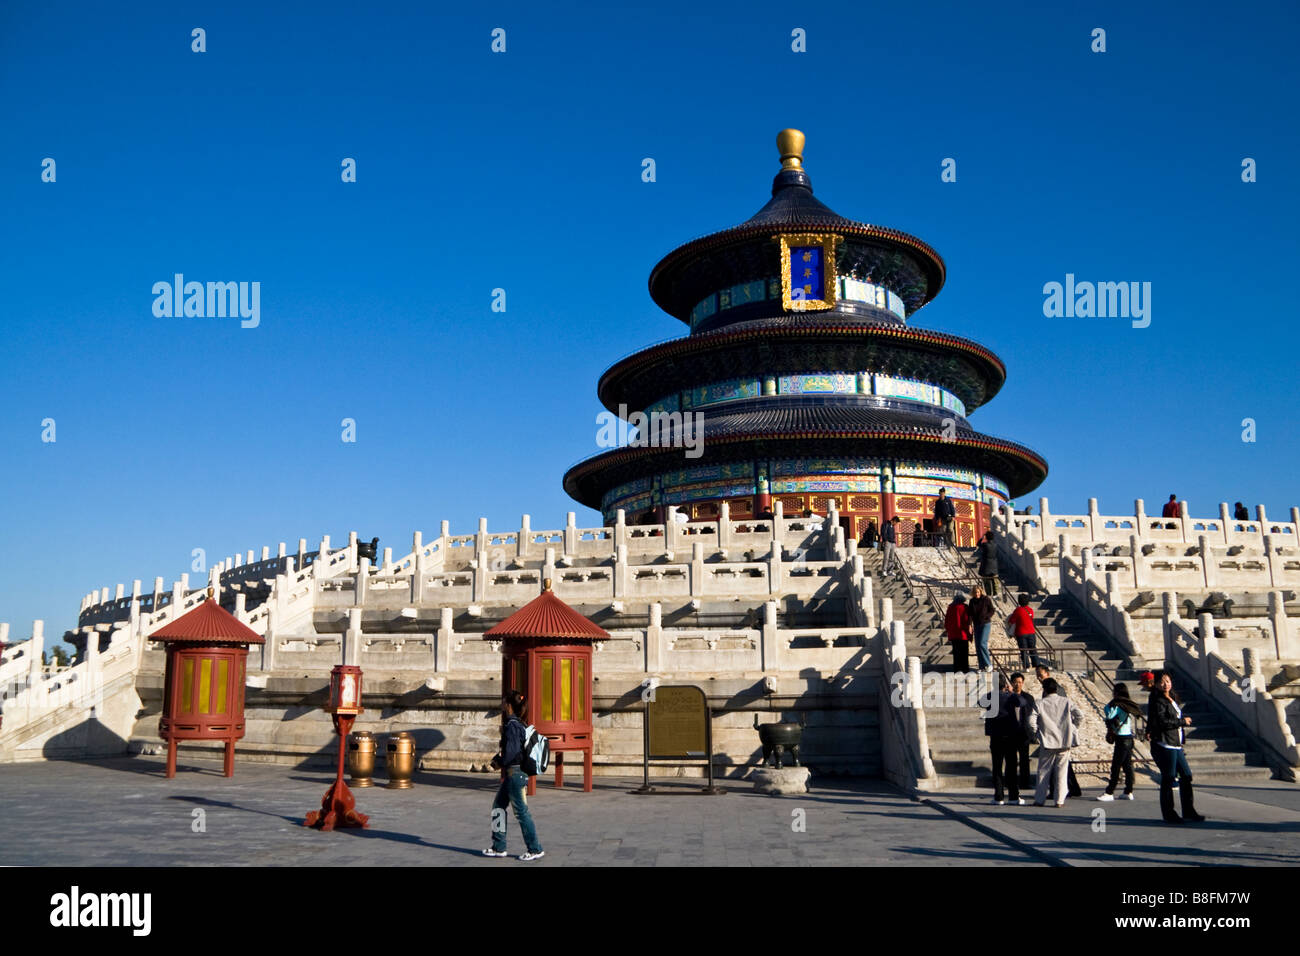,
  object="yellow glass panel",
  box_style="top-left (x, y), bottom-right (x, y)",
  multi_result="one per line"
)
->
top-left (198, 658), bottom-right (212, 714)
top-left (576, 659), bottom-right (585, 721)
top-left (540, 658), bottom-right (553, 722)
top-left (560, 658), bottom-right (572, 722)
top-left (214, 659), bottom-right (229, 714)
top-left (180, 659), bottom-right (194, 713)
